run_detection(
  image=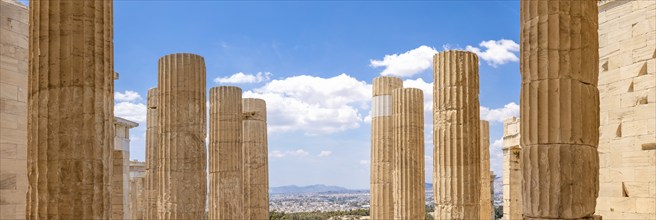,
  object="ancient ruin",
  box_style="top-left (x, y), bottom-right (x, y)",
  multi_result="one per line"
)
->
top-left (26, 0), bottom-right (115, 218)
top-left (392, 88), bottom-right (425, 220)
top-left (433, 50), bottom-right (481, 219)
top-left (129, 161), bottom-right (146, 220)
top-left (502, 117), bottom-right (522, 220)
top-left (243, 98), bottom-right (270, 220)
top-left (209, 86), bottom-right (244, 220)
top-left (480, 120), bottom-right (491, 220)
top-left (520, 0), bottom-right (600, 218)
top-left (0, 0), bottom-right (27, 219)
top-left (157, 53), bottom-right (207, 219)
top-left (597, 0), bottom-right (656, 218)
top-left (144, 88), bottom-right (159, 220)
top-left (370, 76), bottom-right (403, 220)
top-left (112, 117), bottom-right (138, 219)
